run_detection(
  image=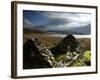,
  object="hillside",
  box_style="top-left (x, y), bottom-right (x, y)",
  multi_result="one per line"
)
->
top-left (23, 33), bottom-right (91, 69)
